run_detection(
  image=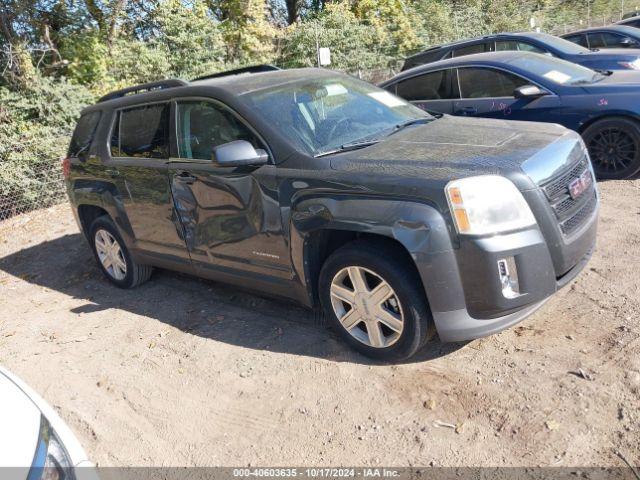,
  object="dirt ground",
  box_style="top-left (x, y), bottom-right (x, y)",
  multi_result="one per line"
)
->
top-left (0, 179), bottom-right (639, 468)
